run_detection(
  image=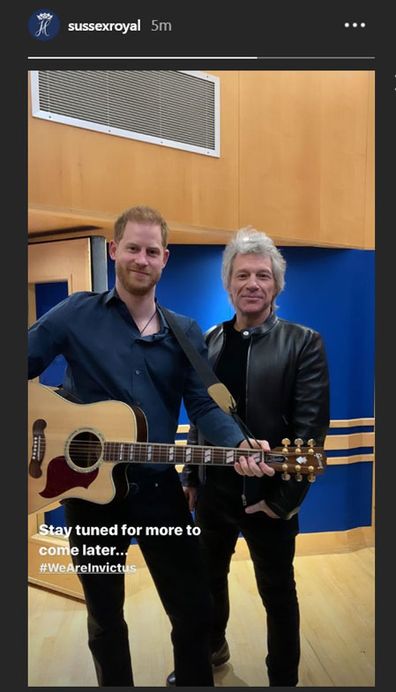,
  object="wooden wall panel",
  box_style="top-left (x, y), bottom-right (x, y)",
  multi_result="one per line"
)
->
top-left (28, 238), bottom-right (92, 292)
top-left (319, 72), bottom-right (373, 248)
top-left (28, 70), bottom-right (374, 248)
top-left (28, 71), bottom-right (239, 238)
top-left (238, 71), bottom-right (374, 248)
top-left (364, 72), bottom-right (375, 248)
